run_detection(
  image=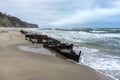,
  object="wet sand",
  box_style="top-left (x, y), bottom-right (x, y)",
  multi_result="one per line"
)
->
top-left (0, 28), bottom-right (114, 80)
